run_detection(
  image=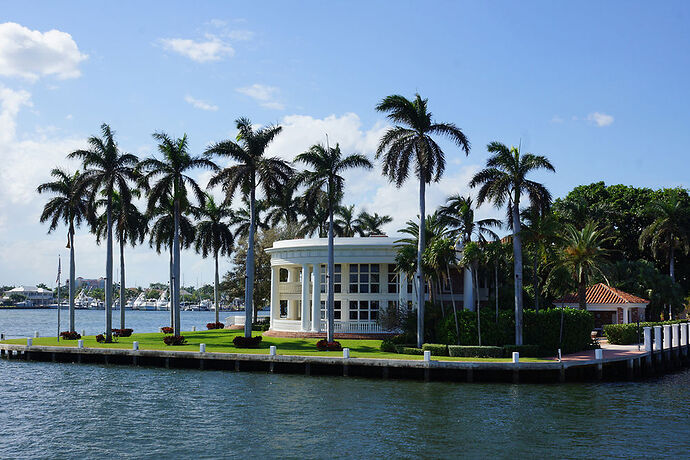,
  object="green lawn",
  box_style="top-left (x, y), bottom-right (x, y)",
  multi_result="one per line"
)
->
top-left (1, 329), bottom-right (549, 362)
